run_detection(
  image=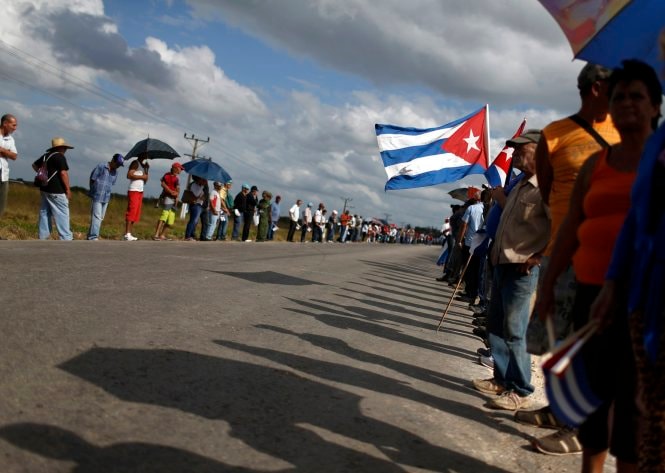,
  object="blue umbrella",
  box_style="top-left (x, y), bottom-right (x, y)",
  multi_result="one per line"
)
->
top-left (538, 0), bottom-right (665, 85)
top-left (182, 158), bottom-right (232, 183)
